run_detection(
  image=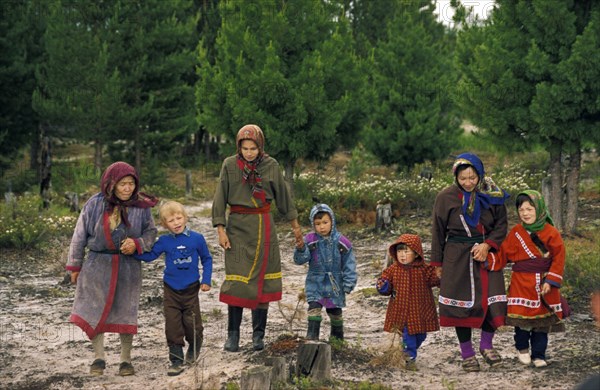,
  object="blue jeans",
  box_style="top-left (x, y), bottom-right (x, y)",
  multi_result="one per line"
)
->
top-left (403, 327), bottom-right (427, 360)
top-left (514, 327), bottom-right (548, 360)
